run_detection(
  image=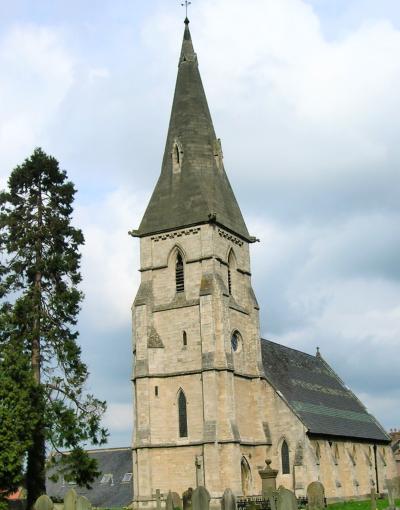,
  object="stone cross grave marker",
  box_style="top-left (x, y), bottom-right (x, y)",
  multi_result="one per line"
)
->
top-left (307, 482), bottom-right (325, 510)
top-left (34, 495), bottom-right (54, 510)
top-left (192, 486), bottom-right (210, 510)
top-left (221, 489), bottom-right (236, 510)
top-left (183, 488), bottom-right (194, 510)
top-left (76, 496), bottom-right (92, 510)
top-left (152, 489), bottom-right (163, 510)
top-left (277, 487), bottom-right (298, 510)
top-left (64, 488), bottom-right (78, 510)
